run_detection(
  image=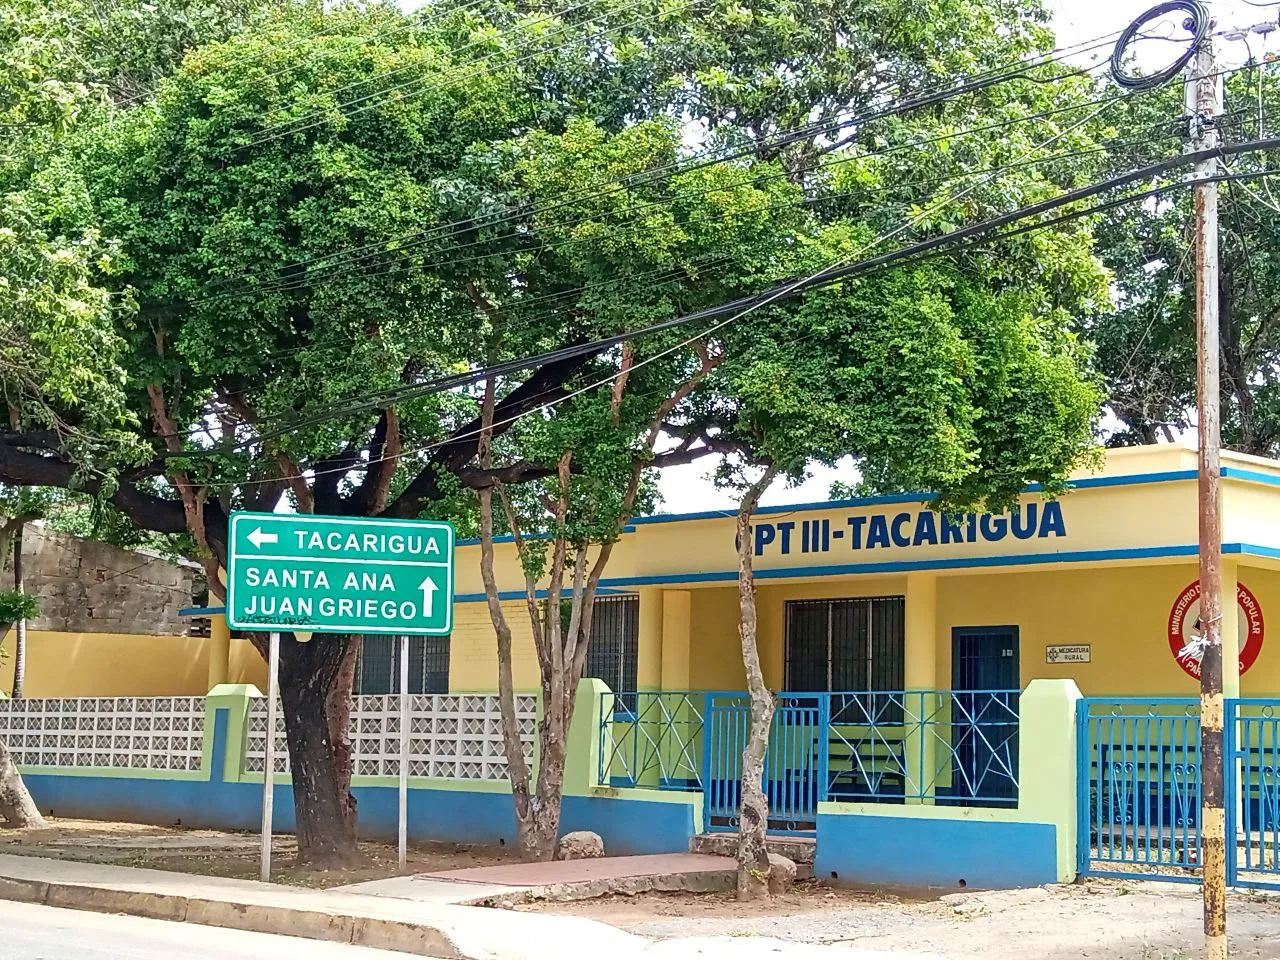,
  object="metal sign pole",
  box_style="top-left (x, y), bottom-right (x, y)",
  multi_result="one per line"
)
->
top-left (260, 631), bottom-right (280, 882)
top-left (398, 634), bottom-right (410, 870)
